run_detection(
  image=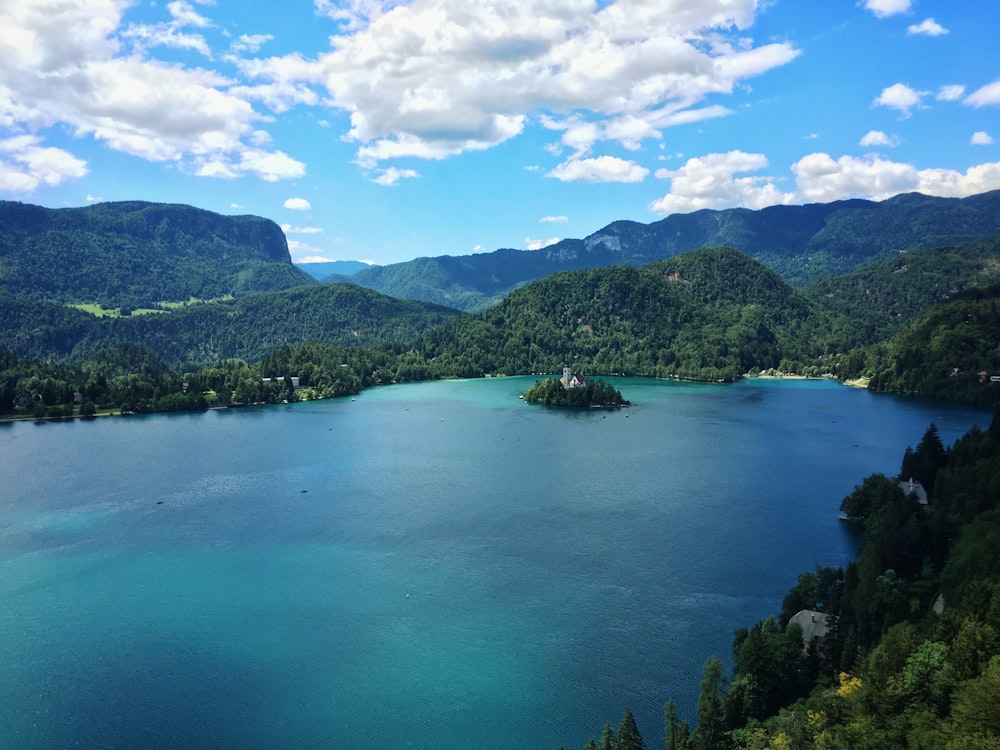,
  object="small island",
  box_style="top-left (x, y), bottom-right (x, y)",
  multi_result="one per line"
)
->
top-left (522, 367), bottom-right (630, 408)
